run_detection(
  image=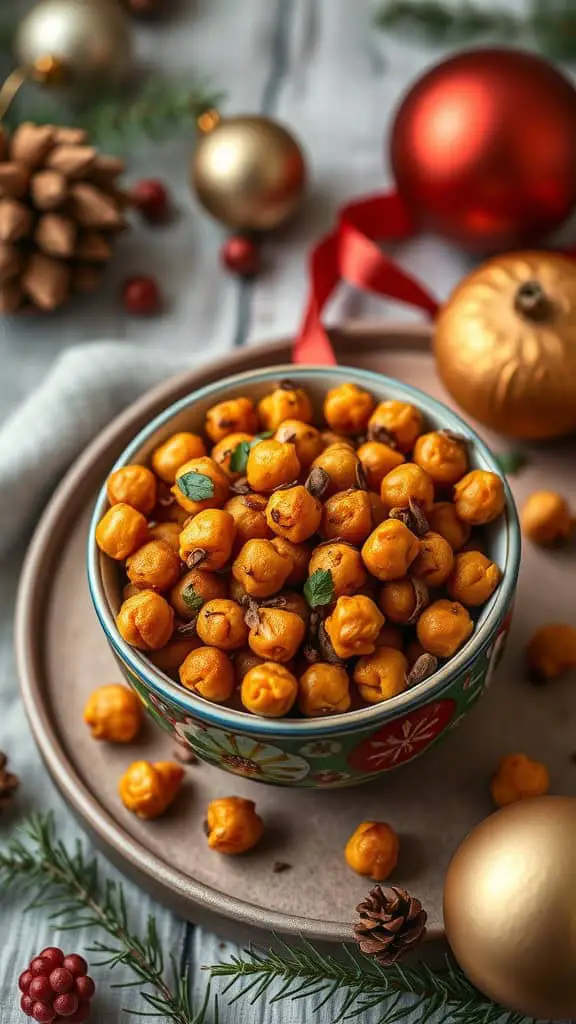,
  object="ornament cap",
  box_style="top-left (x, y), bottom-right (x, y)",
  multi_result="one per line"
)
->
top-left (514, 279), bottom-right (553, 322)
